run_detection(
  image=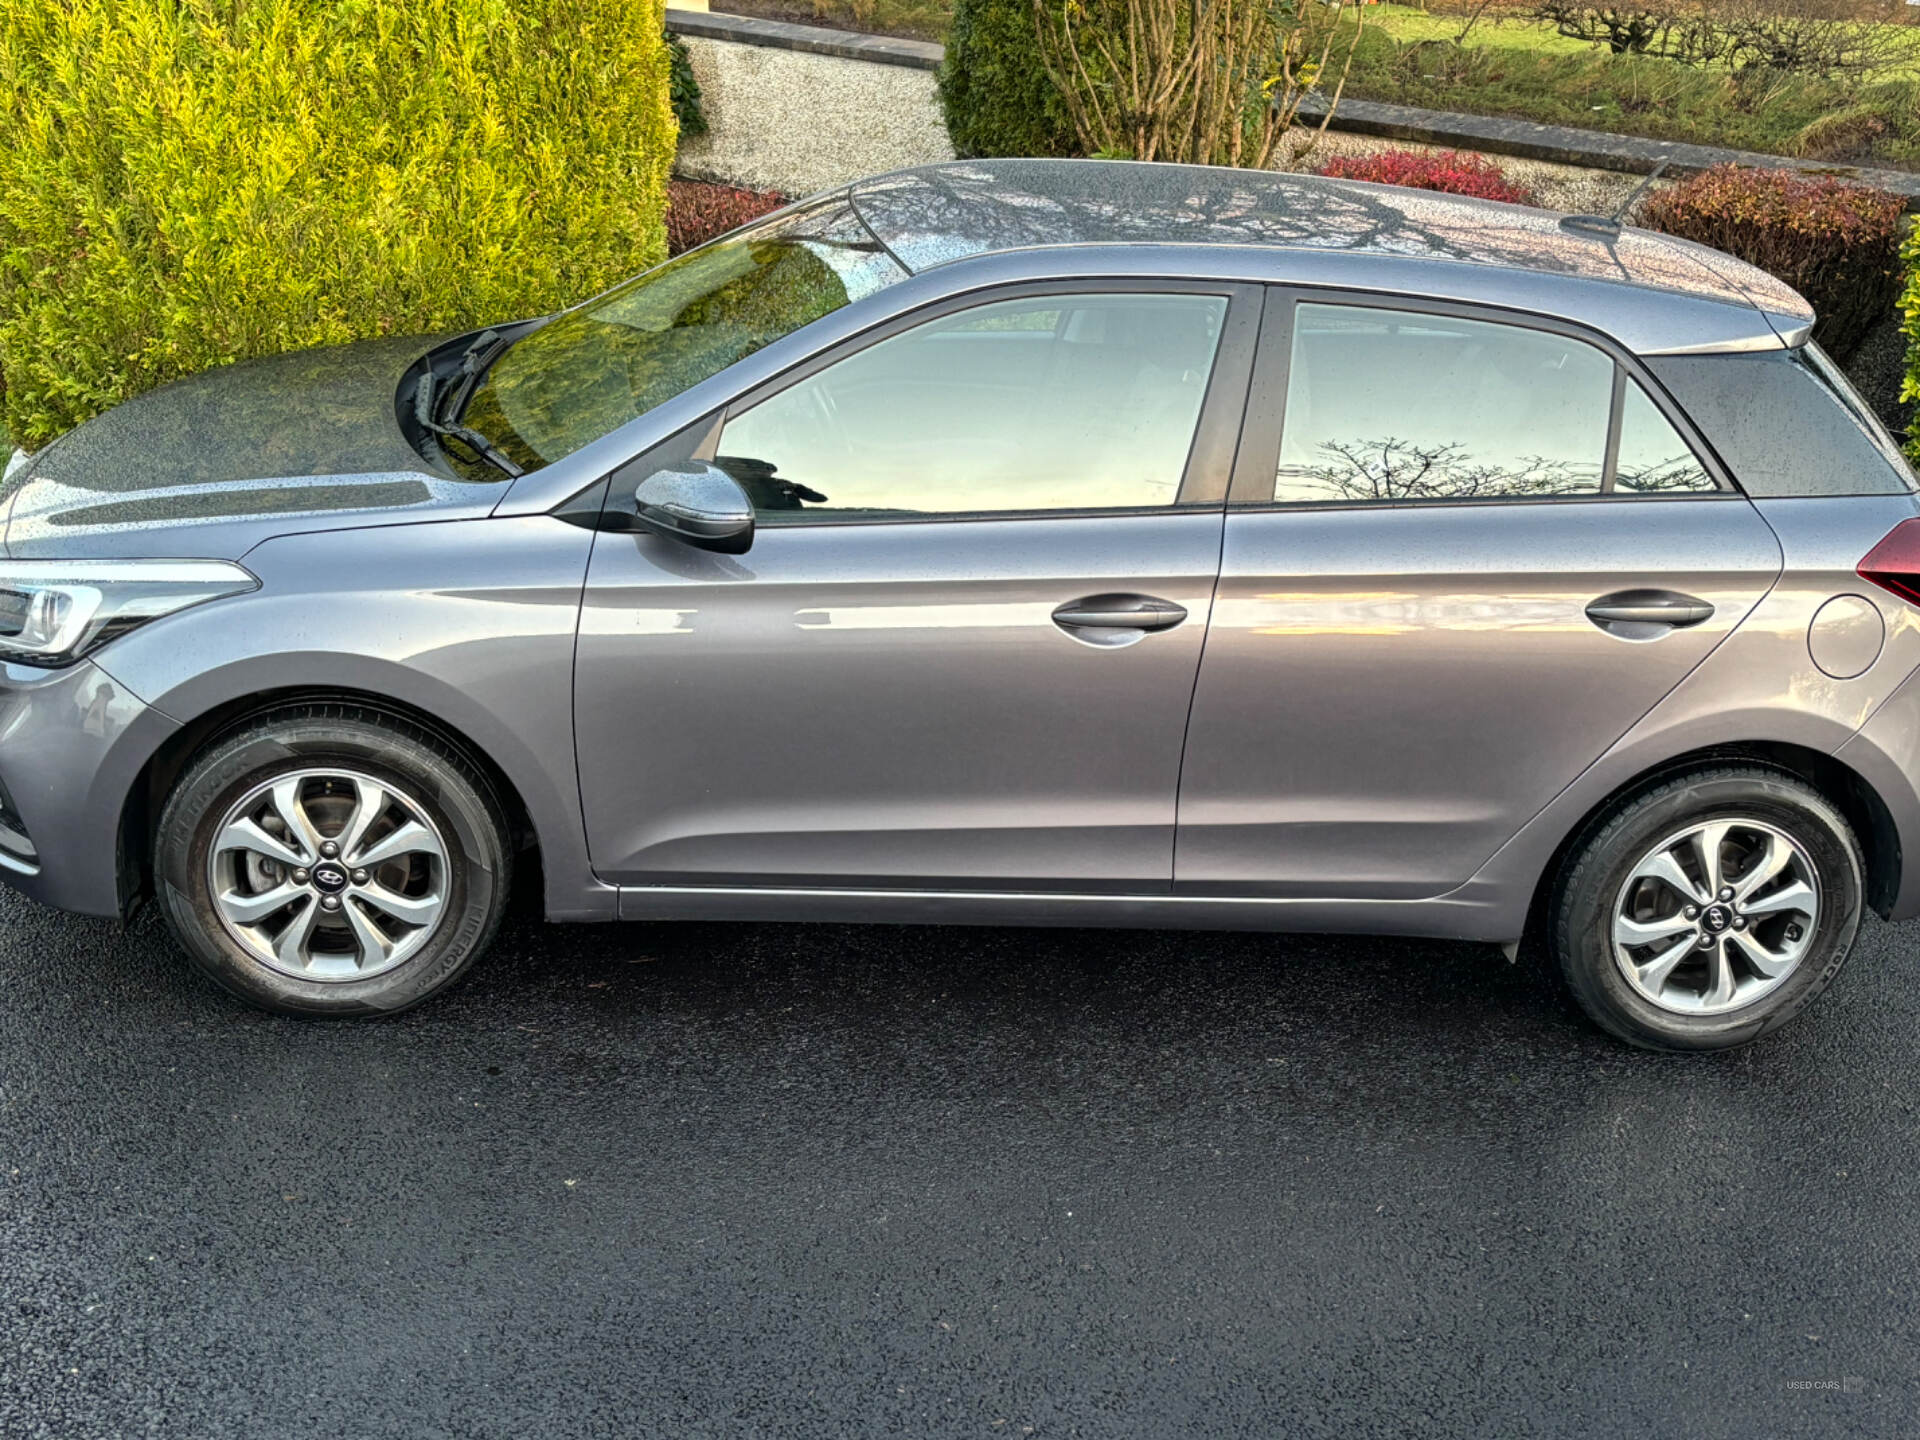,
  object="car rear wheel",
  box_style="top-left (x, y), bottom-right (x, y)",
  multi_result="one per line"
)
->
top-left (155, 705), bottom-right (511, 1017)
top-left (1550, 767), bottom-right (1863, 1051)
